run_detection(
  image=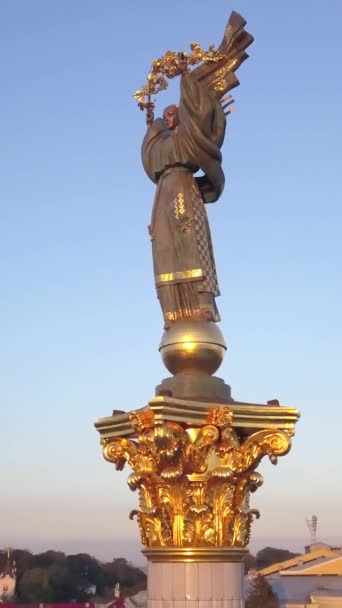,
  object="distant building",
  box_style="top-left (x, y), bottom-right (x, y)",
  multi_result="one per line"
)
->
top-left (248, 543), bottom-right (342, 608)
top-left (0, 552), bottom-right (16, 602)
